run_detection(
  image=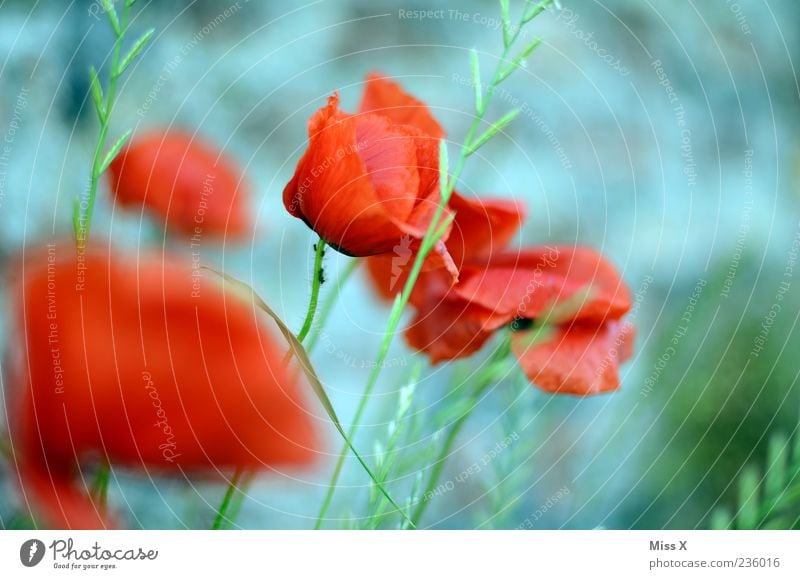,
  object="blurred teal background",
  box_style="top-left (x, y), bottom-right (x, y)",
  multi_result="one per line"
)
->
top-left (1, 0), bottom-right (799, 529)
